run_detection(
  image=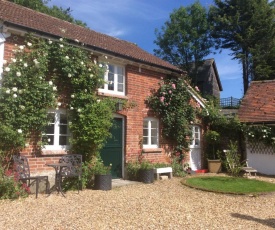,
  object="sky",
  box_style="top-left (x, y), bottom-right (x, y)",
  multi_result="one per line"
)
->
top-left (48, 0), bottom-right (244, 99)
